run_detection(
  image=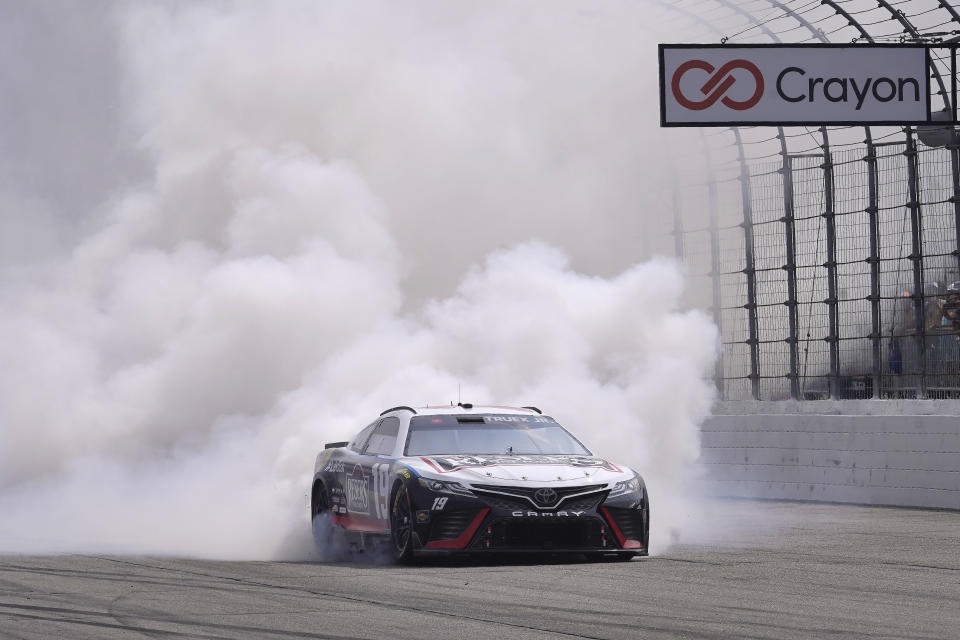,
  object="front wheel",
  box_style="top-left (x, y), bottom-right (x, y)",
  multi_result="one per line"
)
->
top-left (390, 483), bottom-right (415, 564)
